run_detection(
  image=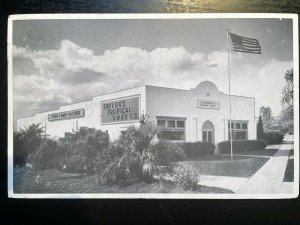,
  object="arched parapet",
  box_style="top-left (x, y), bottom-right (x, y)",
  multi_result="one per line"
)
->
top-left (191, 81), bottom-right (221, 99)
